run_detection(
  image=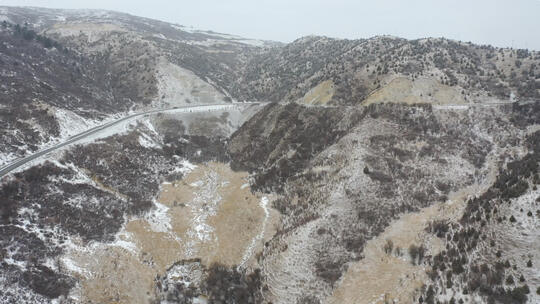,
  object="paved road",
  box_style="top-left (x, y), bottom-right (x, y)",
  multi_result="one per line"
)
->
top-left (0, 103), bottom-right (257, 177)
top-left (433, 101), bottom-right (518, 110)
top-left (433, 100), bottom-right (540, 110)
